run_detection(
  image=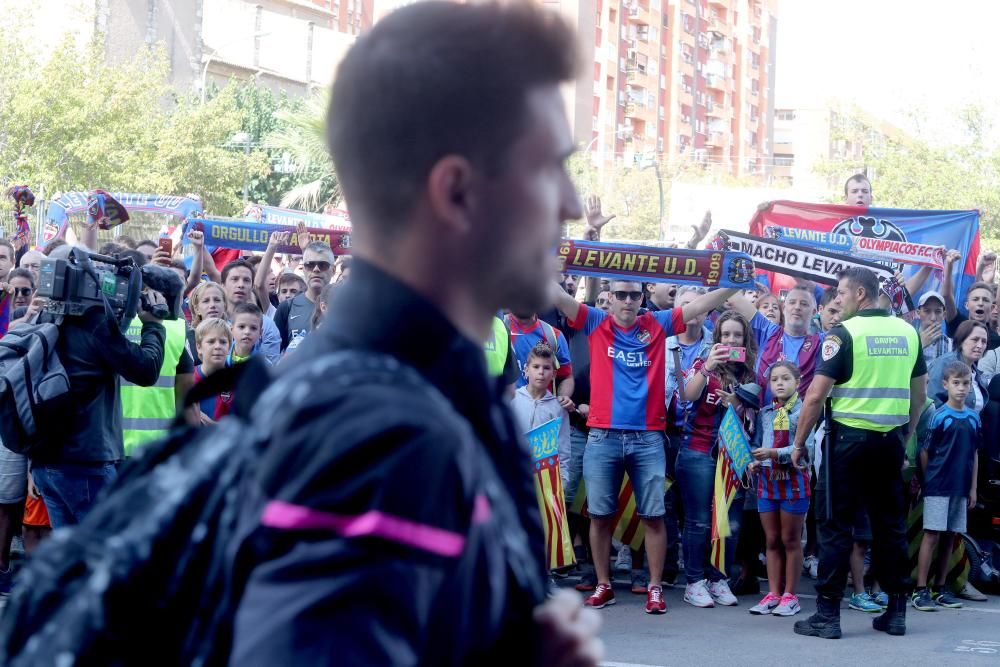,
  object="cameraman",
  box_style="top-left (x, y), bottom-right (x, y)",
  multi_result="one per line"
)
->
top-left (28, 245), bottom-right (166, 528)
